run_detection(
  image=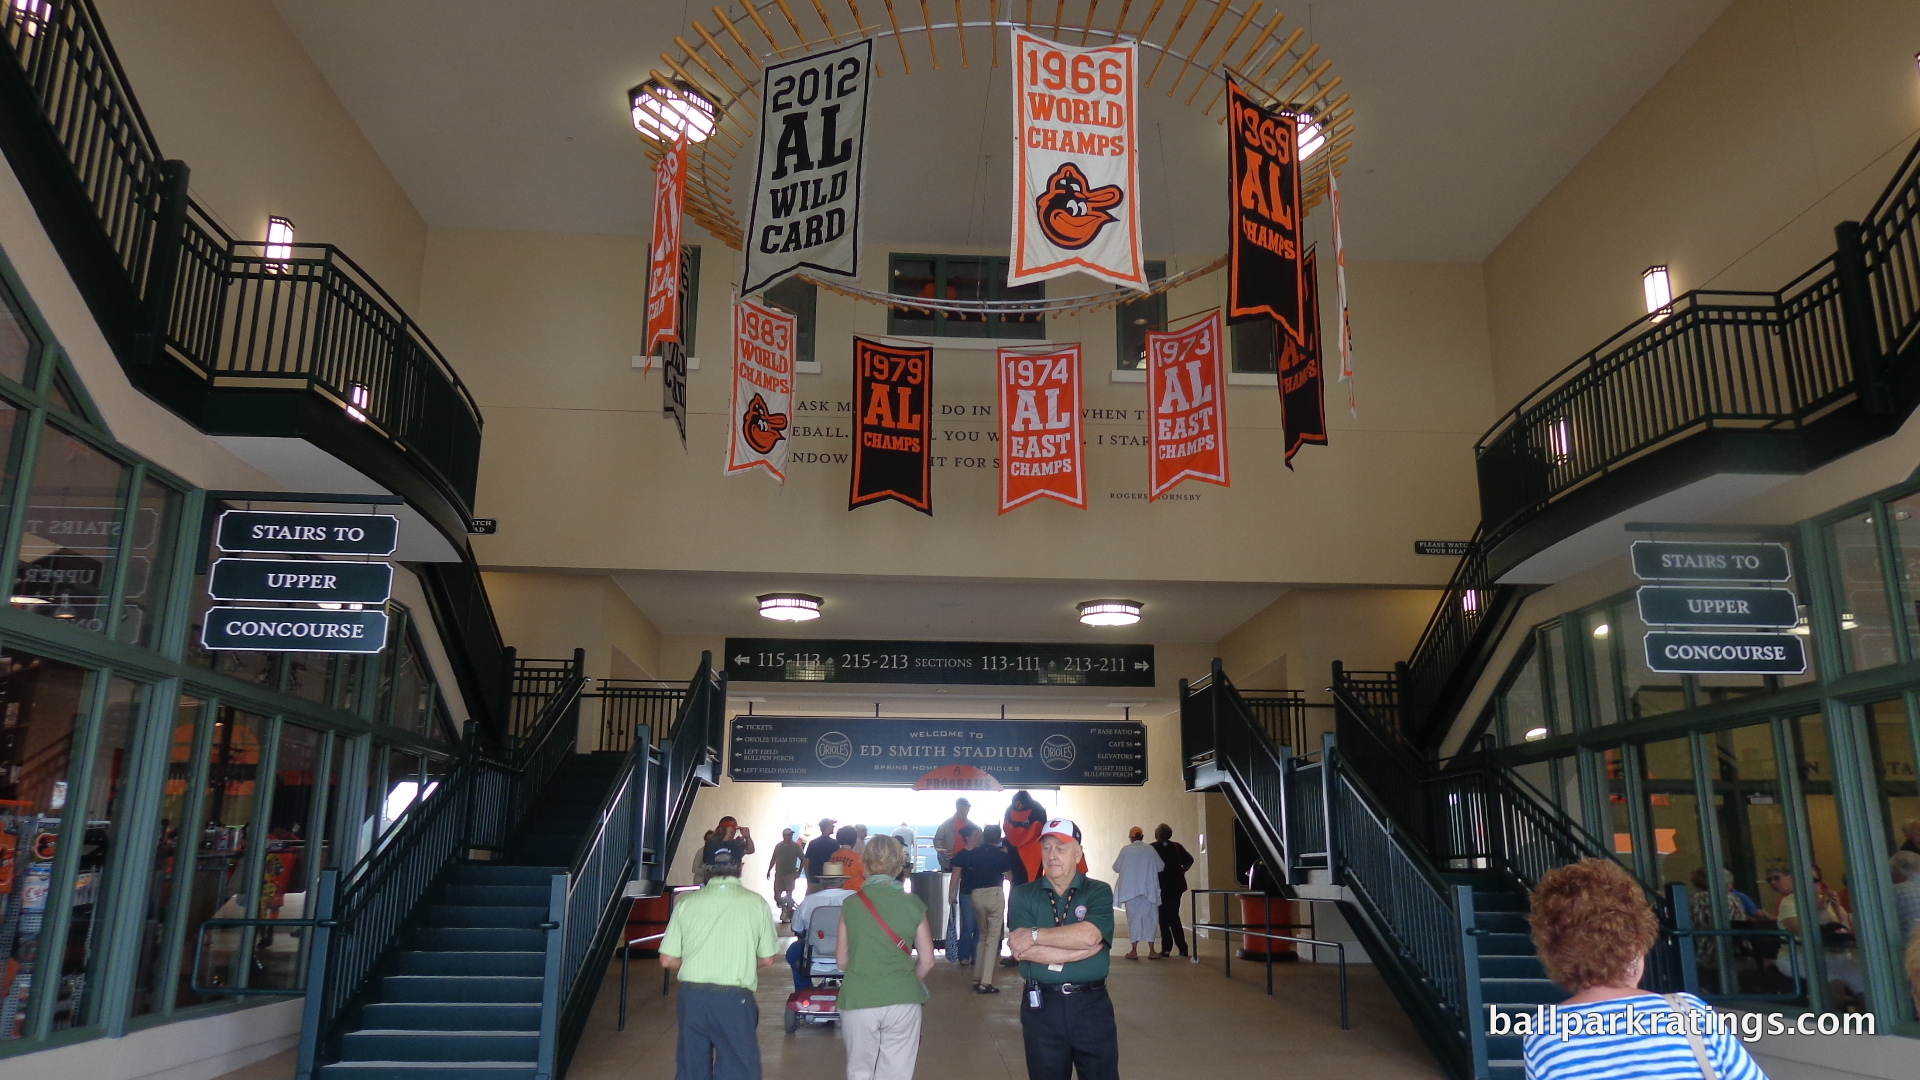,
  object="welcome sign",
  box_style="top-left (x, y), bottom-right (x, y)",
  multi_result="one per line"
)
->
top-left (727, 715), bottom-right (1147, 786)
